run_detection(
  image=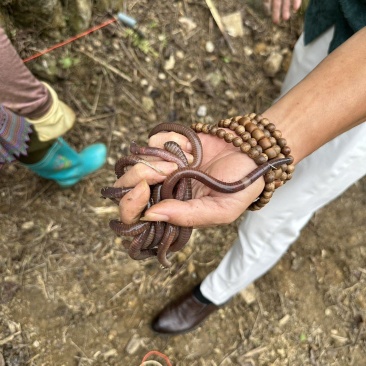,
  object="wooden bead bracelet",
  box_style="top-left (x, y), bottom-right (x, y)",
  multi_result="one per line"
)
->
top-left (191, 113), bottom-right (295, 210)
